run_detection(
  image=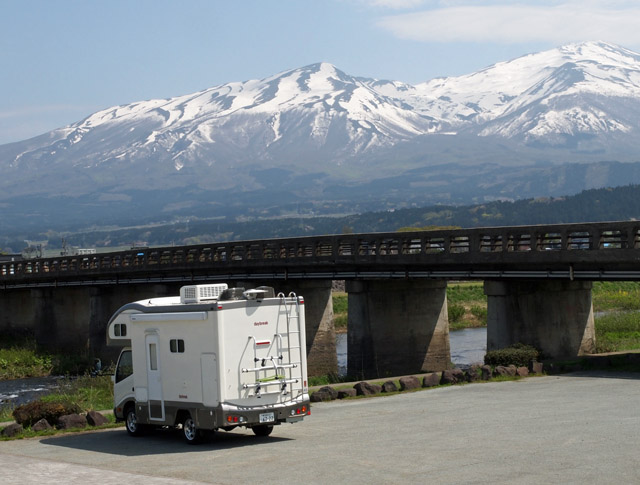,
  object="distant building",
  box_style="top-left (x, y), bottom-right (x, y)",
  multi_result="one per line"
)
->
top-left (0, 254), bottom-right (23, 262)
